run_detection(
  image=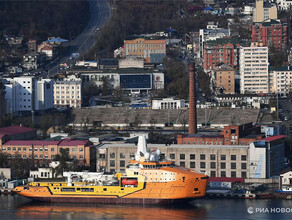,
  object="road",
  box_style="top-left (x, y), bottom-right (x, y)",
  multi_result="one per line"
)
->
top-left (47, 0), bottom-right (111, 77)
